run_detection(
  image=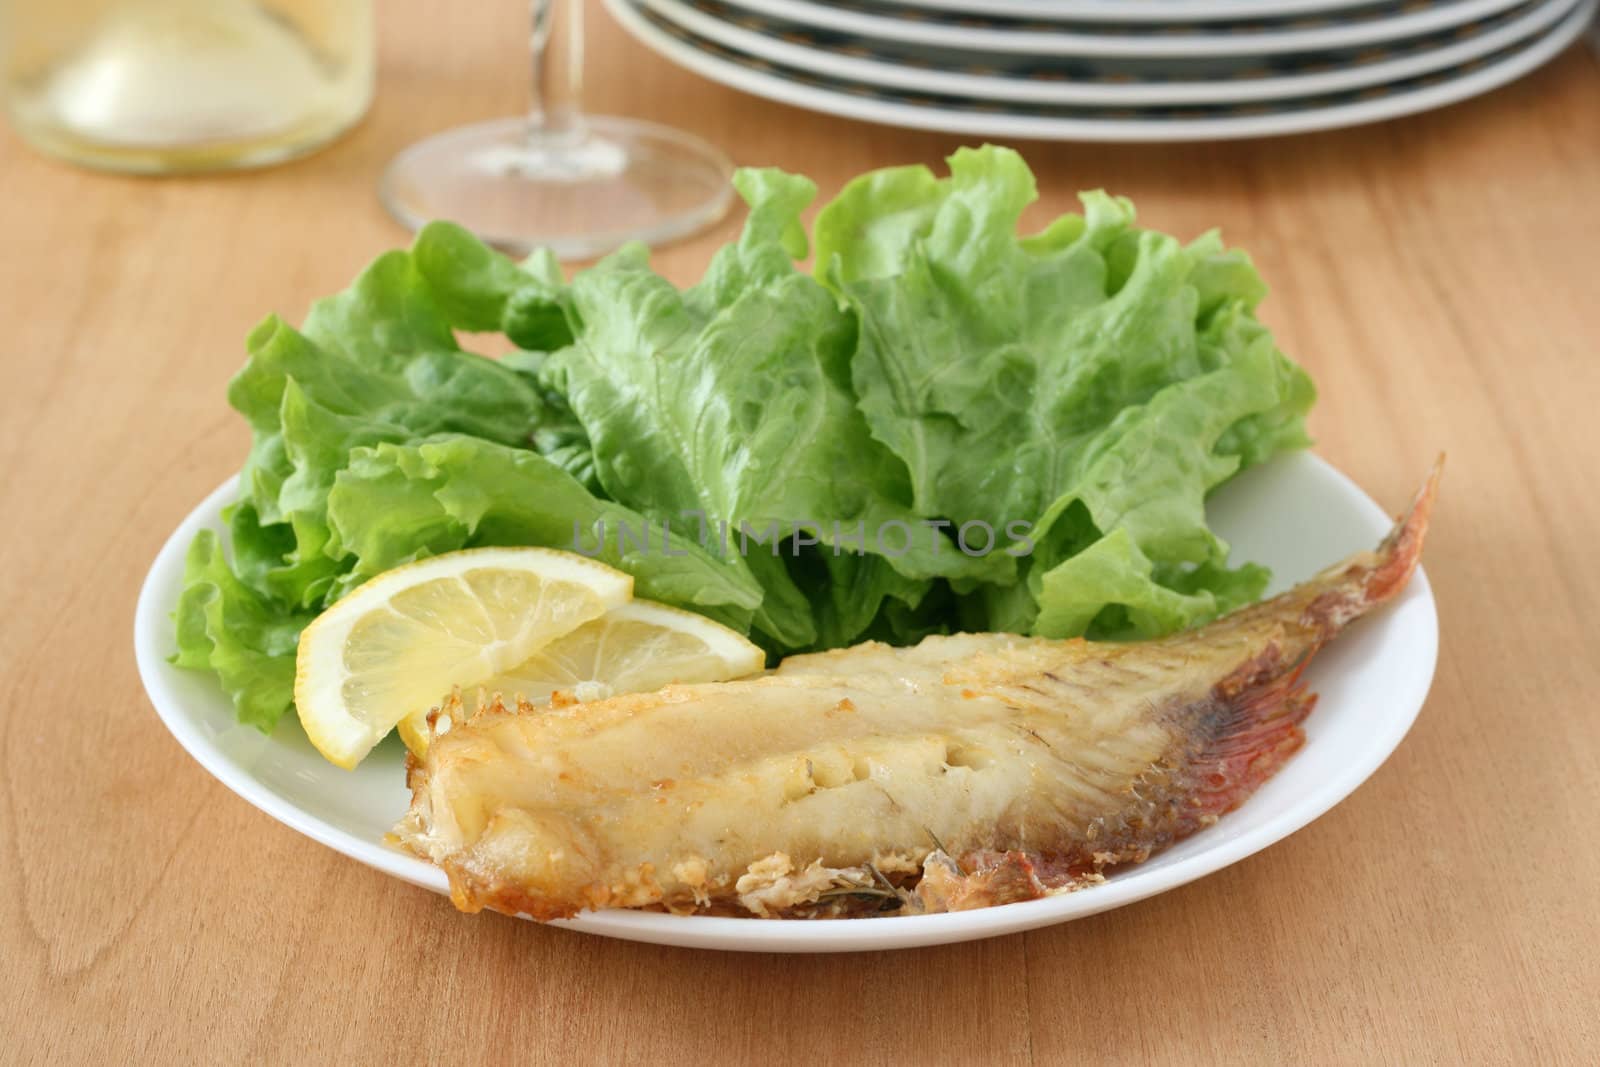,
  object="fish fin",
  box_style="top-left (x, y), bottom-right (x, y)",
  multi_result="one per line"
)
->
top-left (1180, 458), bottom-right (1440, 822)
top-left (1188, 645), bottom-right (1316, 820)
